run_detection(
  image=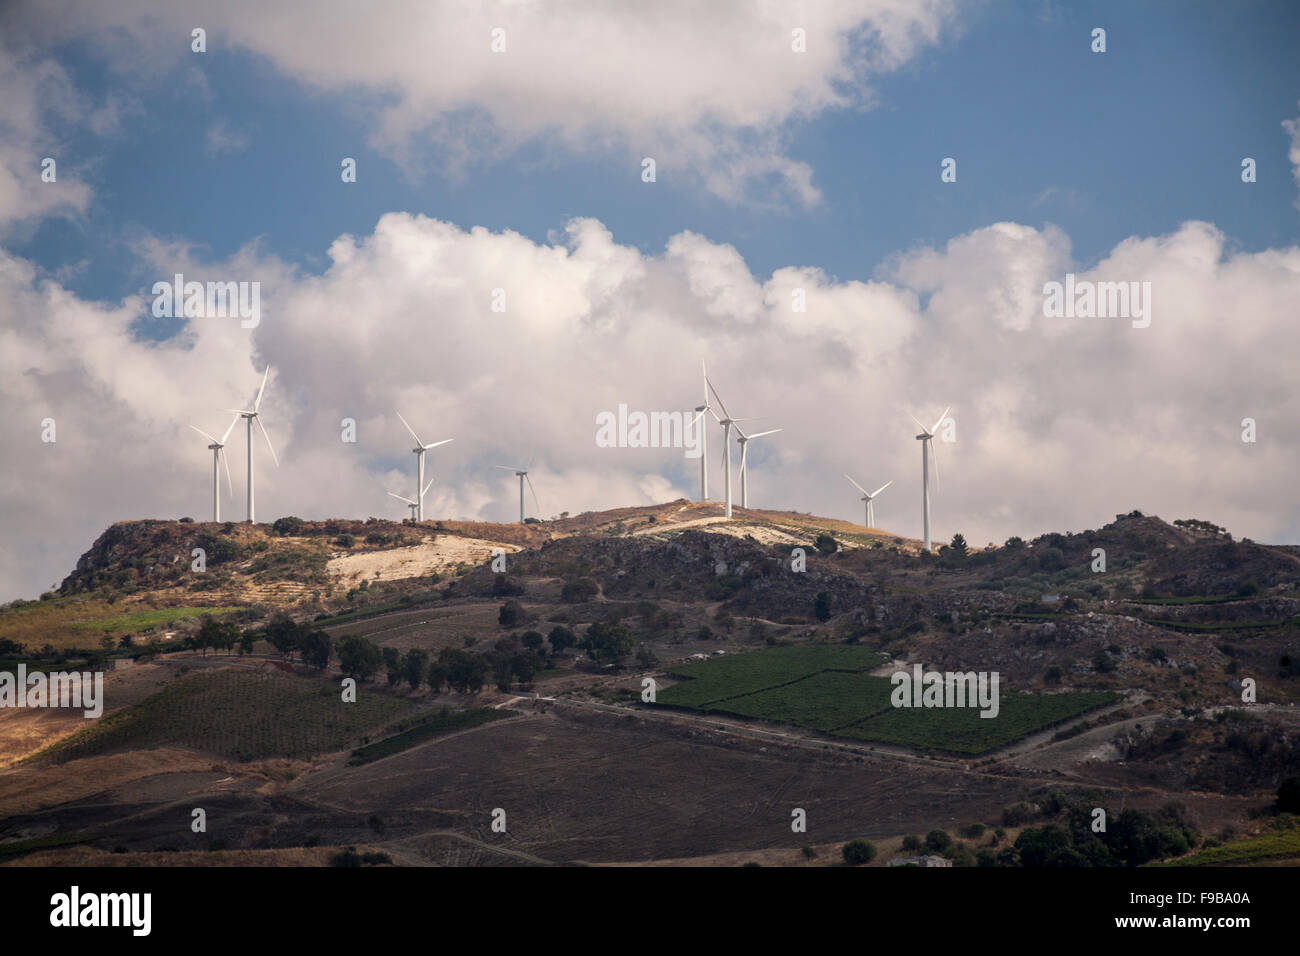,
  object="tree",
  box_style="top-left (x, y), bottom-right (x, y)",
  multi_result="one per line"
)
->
top-left (560, 578), bottom-right (599, 603)
top-left (1276, 777), bottom-right (1300, 814)
top-left (925, 829), bottom-right (953, 853)
top-left (238, 632), bottom-right (256, 656)
top-left (441, 648), bottom-right (490, 693)
top-left (842, 839), bottom-right (877, 865)
top-left (814, 592), bottom-right (831, 622)
top-left (949, 533), bottom-right (968, 557)
top-left (582, 620), bottom-right (634, 665)
top-left (382, 646), bottom-right (403, 686)
top-left (498, 600), bottom-right (525, 628)
top-left (336, 636), bottom-right (382, 680)
top-left (301, 629), bottom-right (331, 670)
top-left (272, 516), bottom-right (305, 536)
top-left (427, 660), bottom-right (448, 693)
top-left (403, 648), bottom-right (428, 689)
top-left (901, 834), bottom-right (922, 852)
top-left (265, 614), bottom-right (301, 659)
top-left (510, 652), bottom-right (538, 685)
top-left (548, 625), bottom-right (576, 657)
top-left (520, 631), bottom-right (545, 656)
top-left (815, 533), bottom-right (838, 555)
